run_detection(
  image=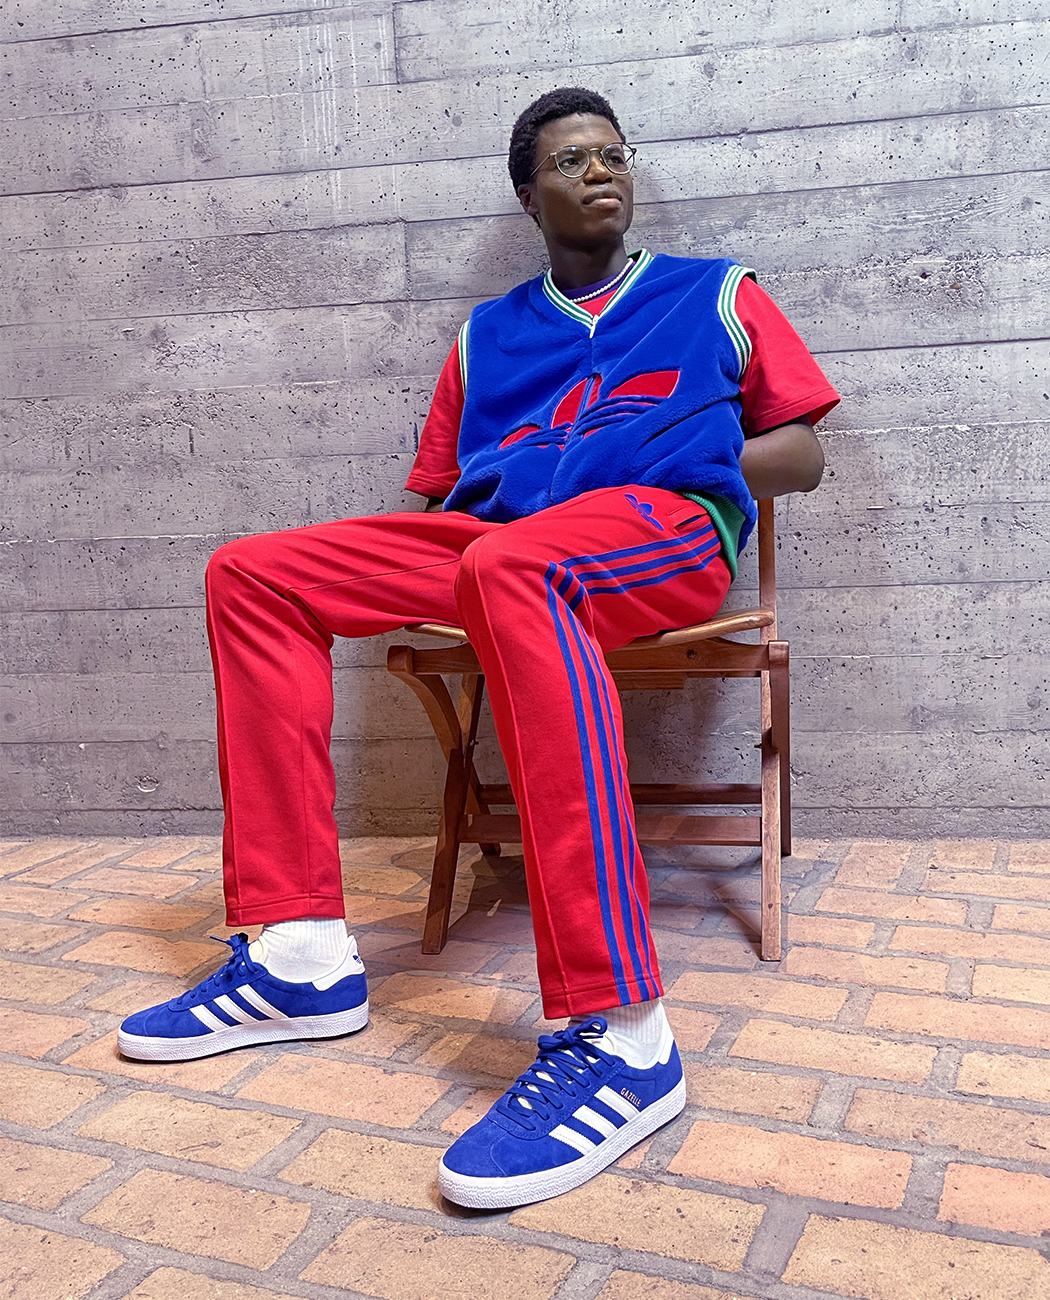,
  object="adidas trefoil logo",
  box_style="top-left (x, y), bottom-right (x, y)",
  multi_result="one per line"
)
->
top-left (499, 370), bottom-right (680, 453)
